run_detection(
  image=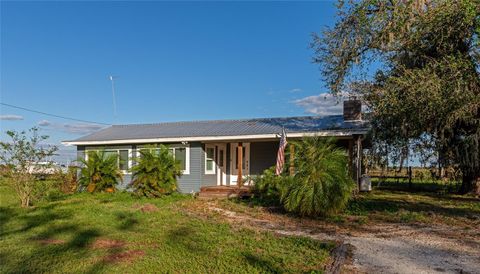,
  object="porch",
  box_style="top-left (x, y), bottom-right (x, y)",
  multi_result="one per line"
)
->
top-left (200, 137), bottom-right (363, 189)
top-left (201, 141), bottom-right (278, 187)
